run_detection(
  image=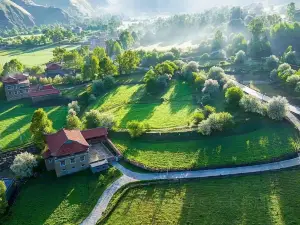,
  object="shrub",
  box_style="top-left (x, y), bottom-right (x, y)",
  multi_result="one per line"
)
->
top-left (68, 101), bottom-right (80, 114)
top-left (0, 181), bottom-right (7, 216)
top-left (127, 121), bottom-right (147, 138)
top-left (277, 63), bottom-right (295, 80)
top-left (266, 96), bottom-right (288, 120)
top-left (202, 79), bottom-right (220, 94)
top-left (295, 82), bottom-right (300, 92)
top-left (207, 66), bottom-right (226, 81)
top-left (198, 112), bottom-right (234, 136)
top-left (84, 110), bottom-right (115, 129)
top-left (223, 80), bottom-right (236, 90)
top-left (225, 87), bottom-right (244, 105)
top-left (203, 105), bottom-right (216, 117)
top-left (234, 50), bottom-right (246, 64)
top-left (53, 75), bottom-right (63, 84)
top-left (92, 80), bottom-right (105, 96)
top-left (266, 55), bottom-right (279, 70)
top-left (192, 111), bottom-right (205, 125)
top-left (103, 75), bottom-right (116, 90)
top-left (239, 95), bottom-right (266, 115)
top-left (10, 152), bottom-right (38, 178)
top-left (286, 75), bottom-right (300, 87)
